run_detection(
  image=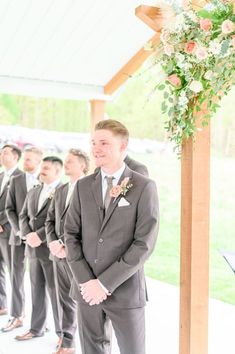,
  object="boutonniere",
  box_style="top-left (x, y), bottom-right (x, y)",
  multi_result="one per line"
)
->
top-left (110, 177), bottom-right (133, 200)
top-left (47, 188), bottom-right (56, 200)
